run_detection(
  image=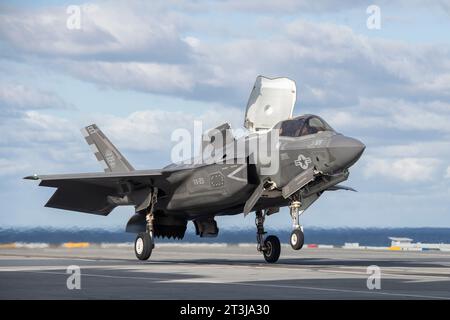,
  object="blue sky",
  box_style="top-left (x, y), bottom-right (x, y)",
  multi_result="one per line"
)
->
top-left (1, 0), bottom-right (450, 230)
